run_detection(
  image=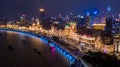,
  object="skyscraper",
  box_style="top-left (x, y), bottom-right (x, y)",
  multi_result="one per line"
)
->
top-left (86, 16), bottom-right (90, 29)
top-left (100, 17), bottom-right (114, 45)
top-left (105, 17), bottom-right (112, 34)
top-left (39, 8), bottom-right (45, 19)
